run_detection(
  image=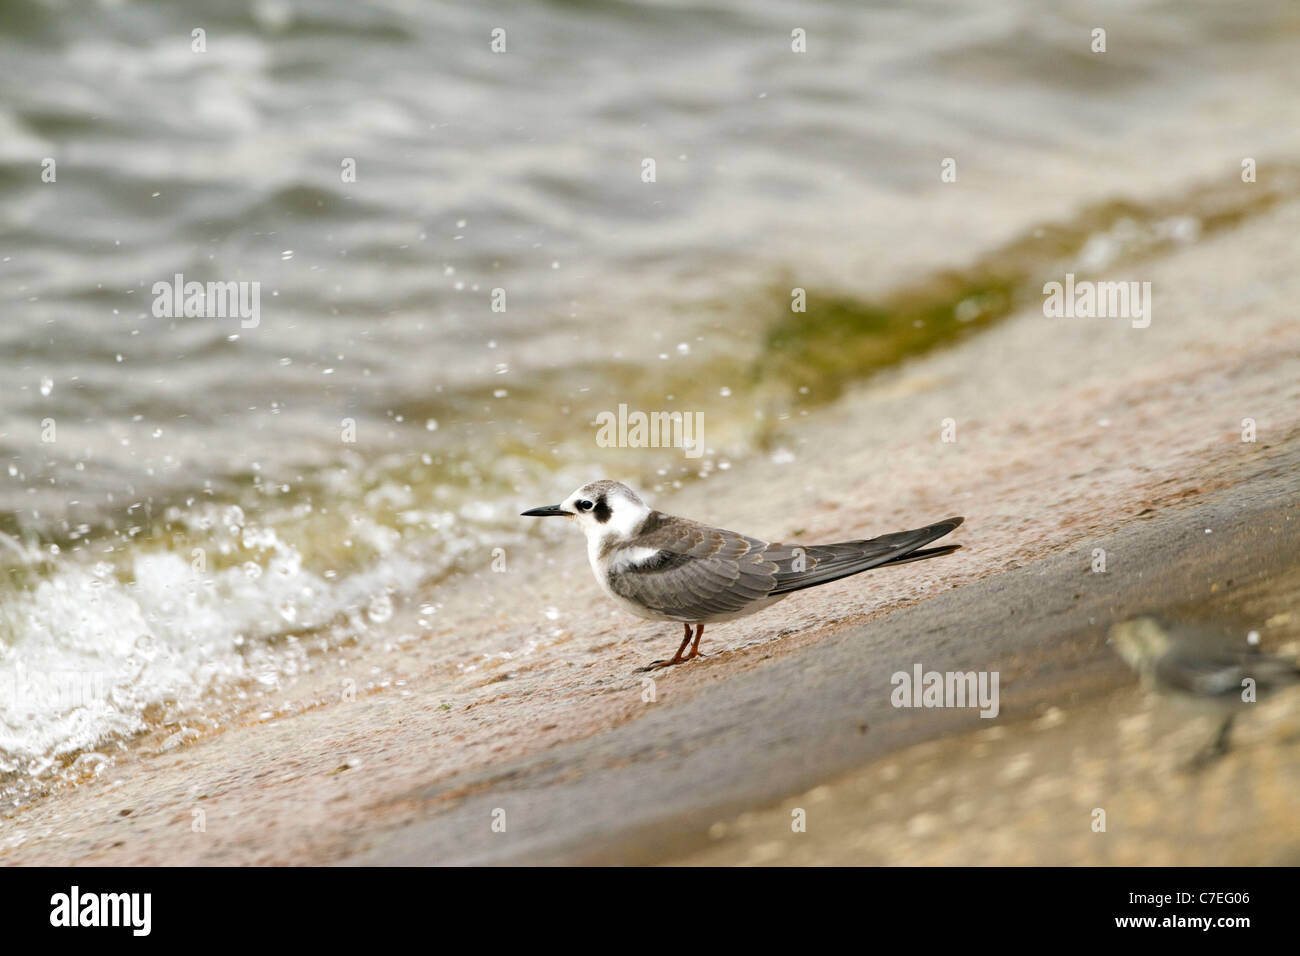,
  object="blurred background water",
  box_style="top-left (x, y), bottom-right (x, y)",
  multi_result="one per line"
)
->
top-left (2, 0), bottom-right (1299, 799)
